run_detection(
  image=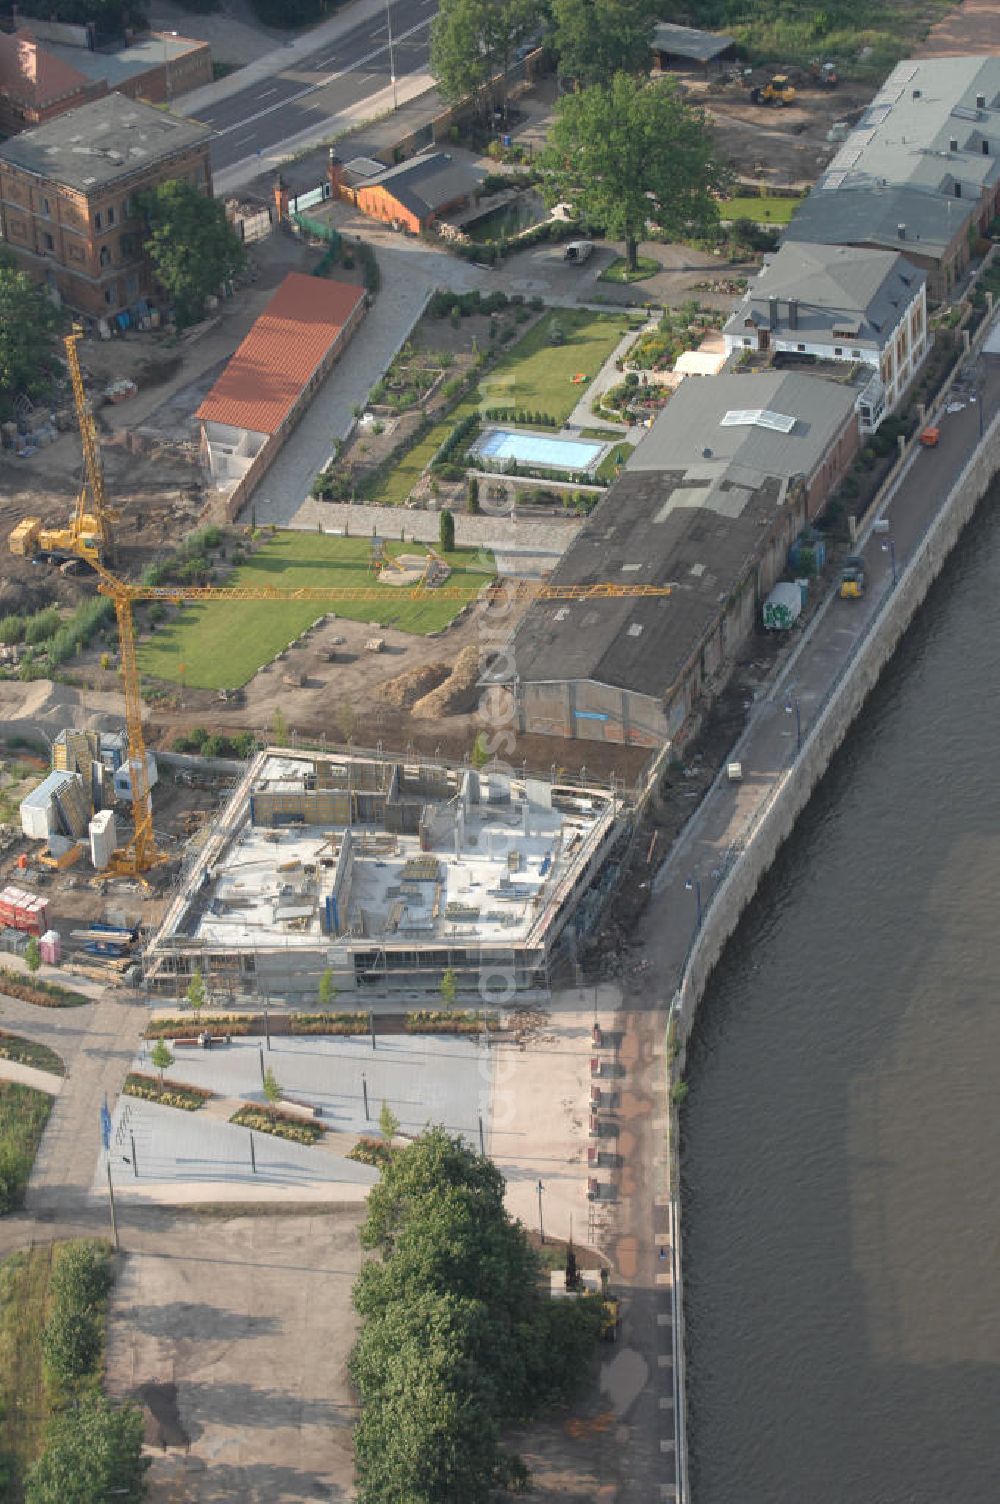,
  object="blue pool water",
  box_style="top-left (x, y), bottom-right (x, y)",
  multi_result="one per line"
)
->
top-left (475, 428), bottom-right (603, 472)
